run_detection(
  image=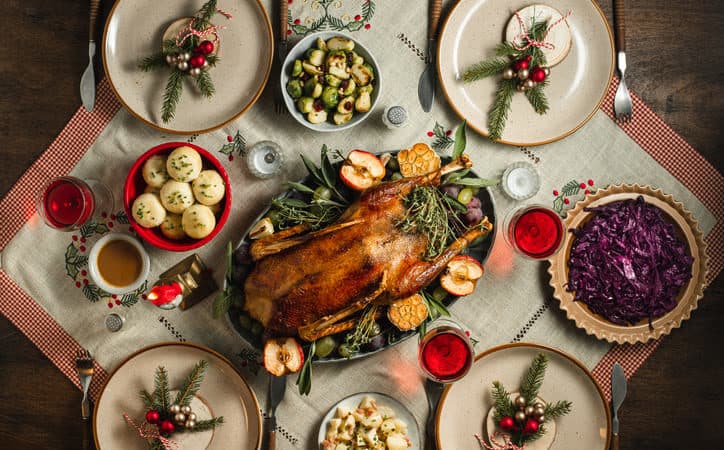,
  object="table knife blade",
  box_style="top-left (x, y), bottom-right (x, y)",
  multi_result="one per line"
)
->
top-left (80, 42), bottom-right (96, 112)
top-left (611, 363), bottom-right (627, 450)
